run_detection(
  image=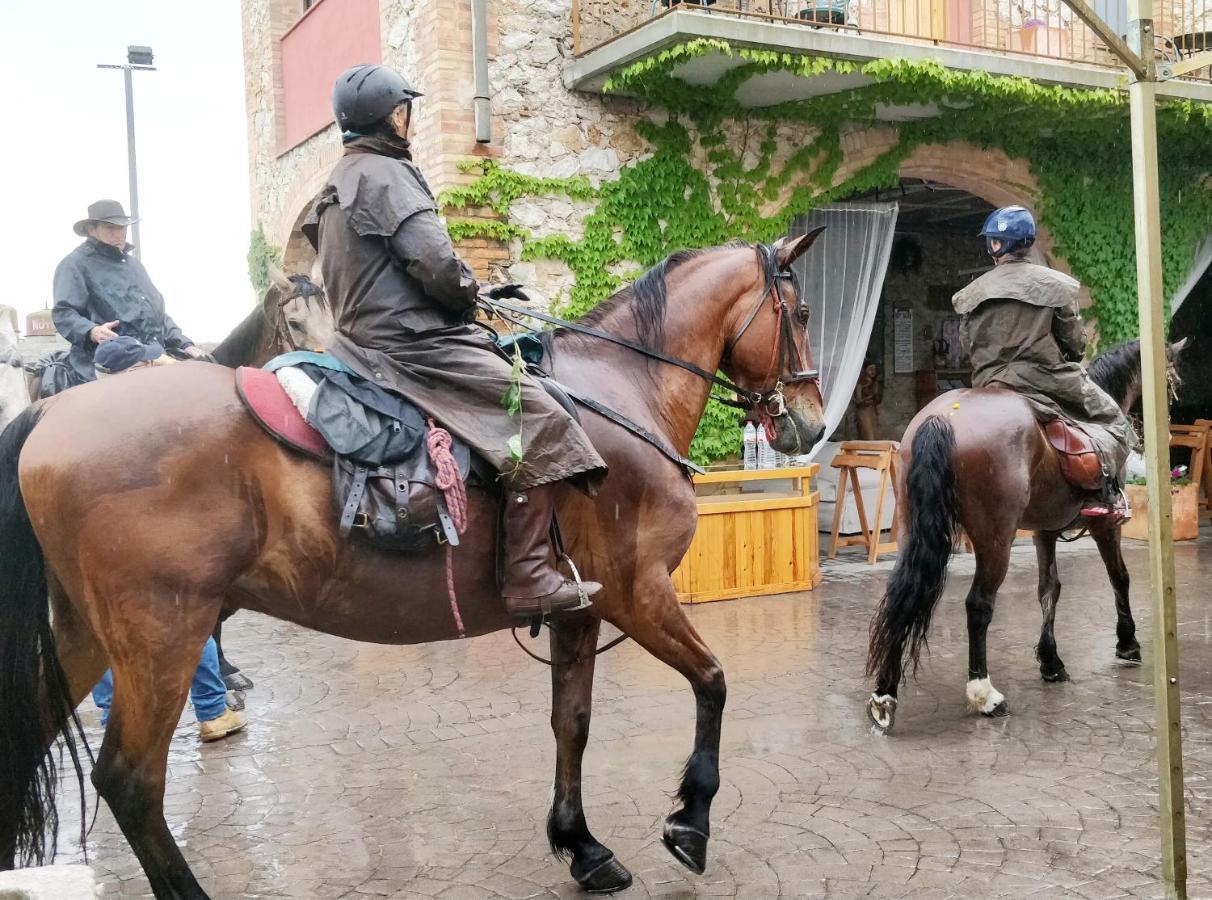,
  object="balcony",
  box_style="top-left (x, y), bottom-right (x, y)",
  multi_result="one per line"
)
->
top-left (566, 0), bottom-right (1212, 101)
